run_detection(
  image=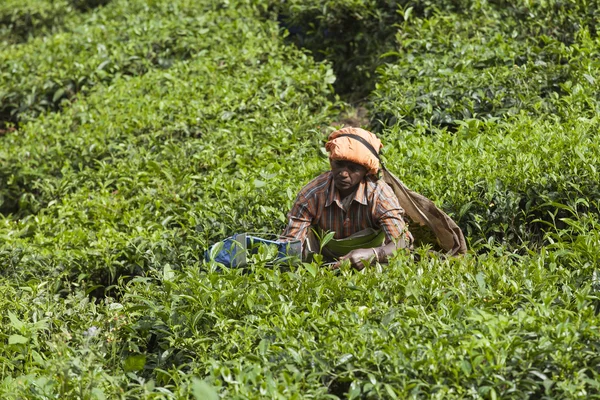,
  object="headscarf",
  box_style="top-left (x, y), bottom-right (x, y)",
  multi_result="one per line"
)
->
top-left (325, 127), bottom-right (382, 175)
